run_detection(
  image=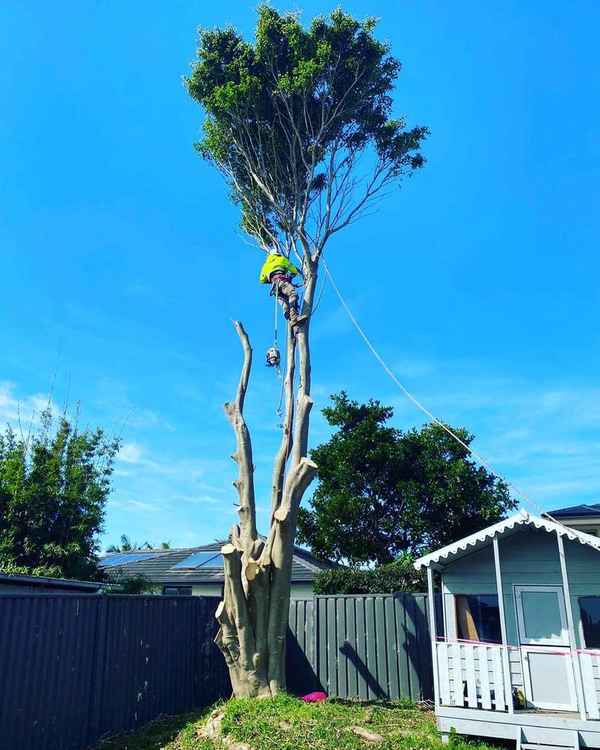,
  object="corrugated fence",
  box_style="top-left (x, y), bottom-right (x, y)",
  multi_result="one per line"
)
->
top-left (287, 593), bottom-right (433, 702)
top-left (0, 595), bottom-right (228, 750)
top-left (0, 593), bottom-right (433, 750)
